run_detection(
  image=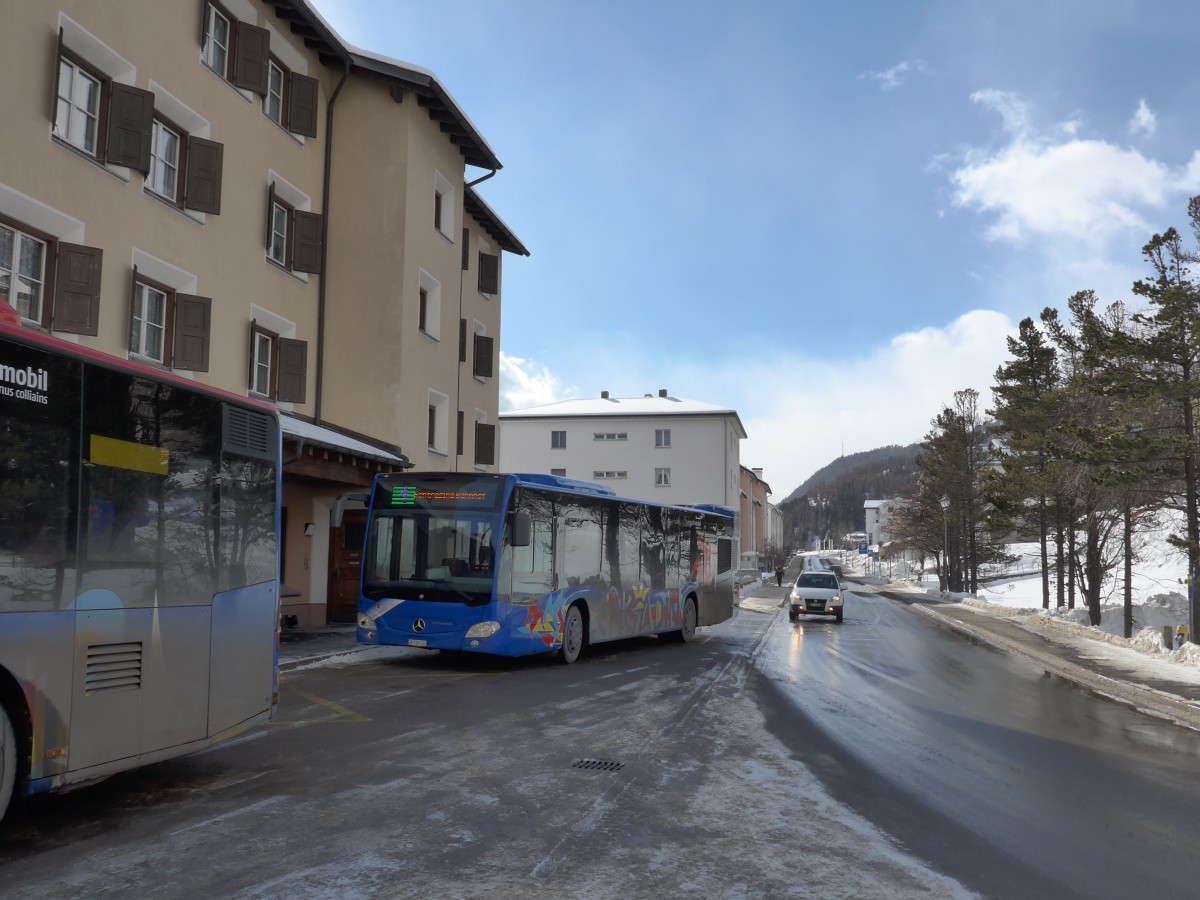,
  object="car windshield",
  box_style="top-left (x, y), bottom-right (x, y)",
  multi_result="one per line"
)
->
top-left (797, 573), bottom-right (837, 589)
